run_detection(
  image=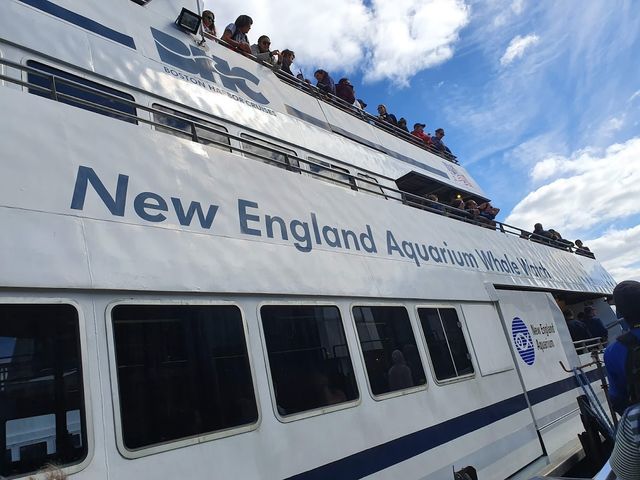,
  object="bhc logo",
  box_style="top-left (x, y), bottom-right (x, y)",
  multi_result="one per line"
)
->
top-left (151, 27), bottom-right (269, 105)
top-left (511, 317), bottom-right (535, 365)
